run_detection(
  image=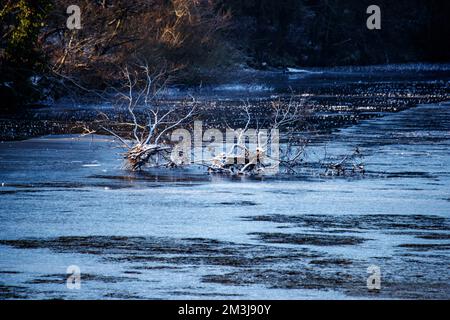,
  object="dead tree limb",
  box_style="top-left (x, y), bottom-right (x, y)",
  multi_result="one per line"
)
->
top-left (94, 63), bottom-right (197, 171)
